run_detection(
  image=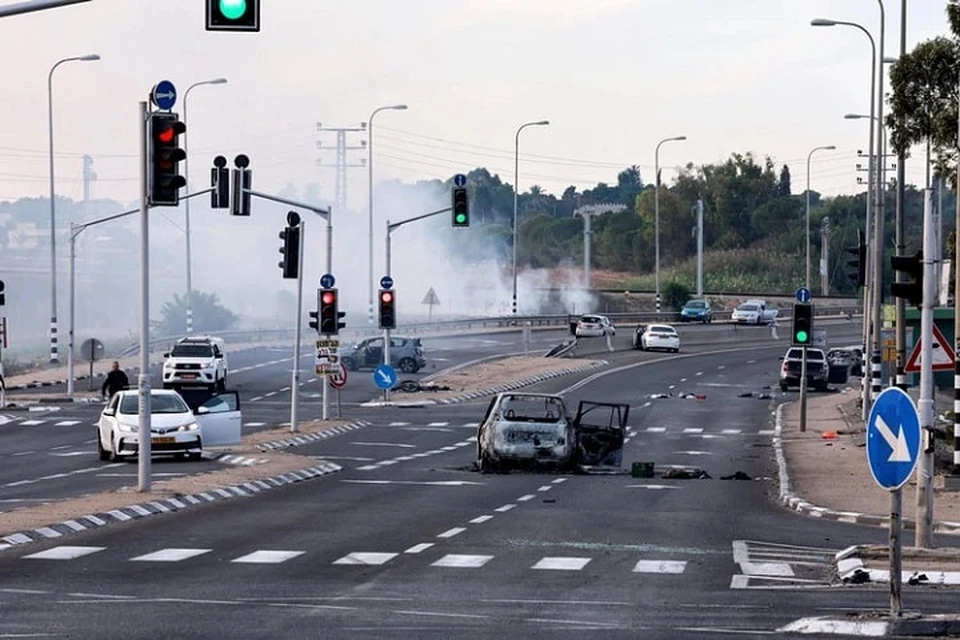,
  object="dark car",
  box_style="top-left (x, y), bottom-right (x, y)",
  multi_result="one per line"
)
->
top-left (341, 336), bottom-right (426, 374)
